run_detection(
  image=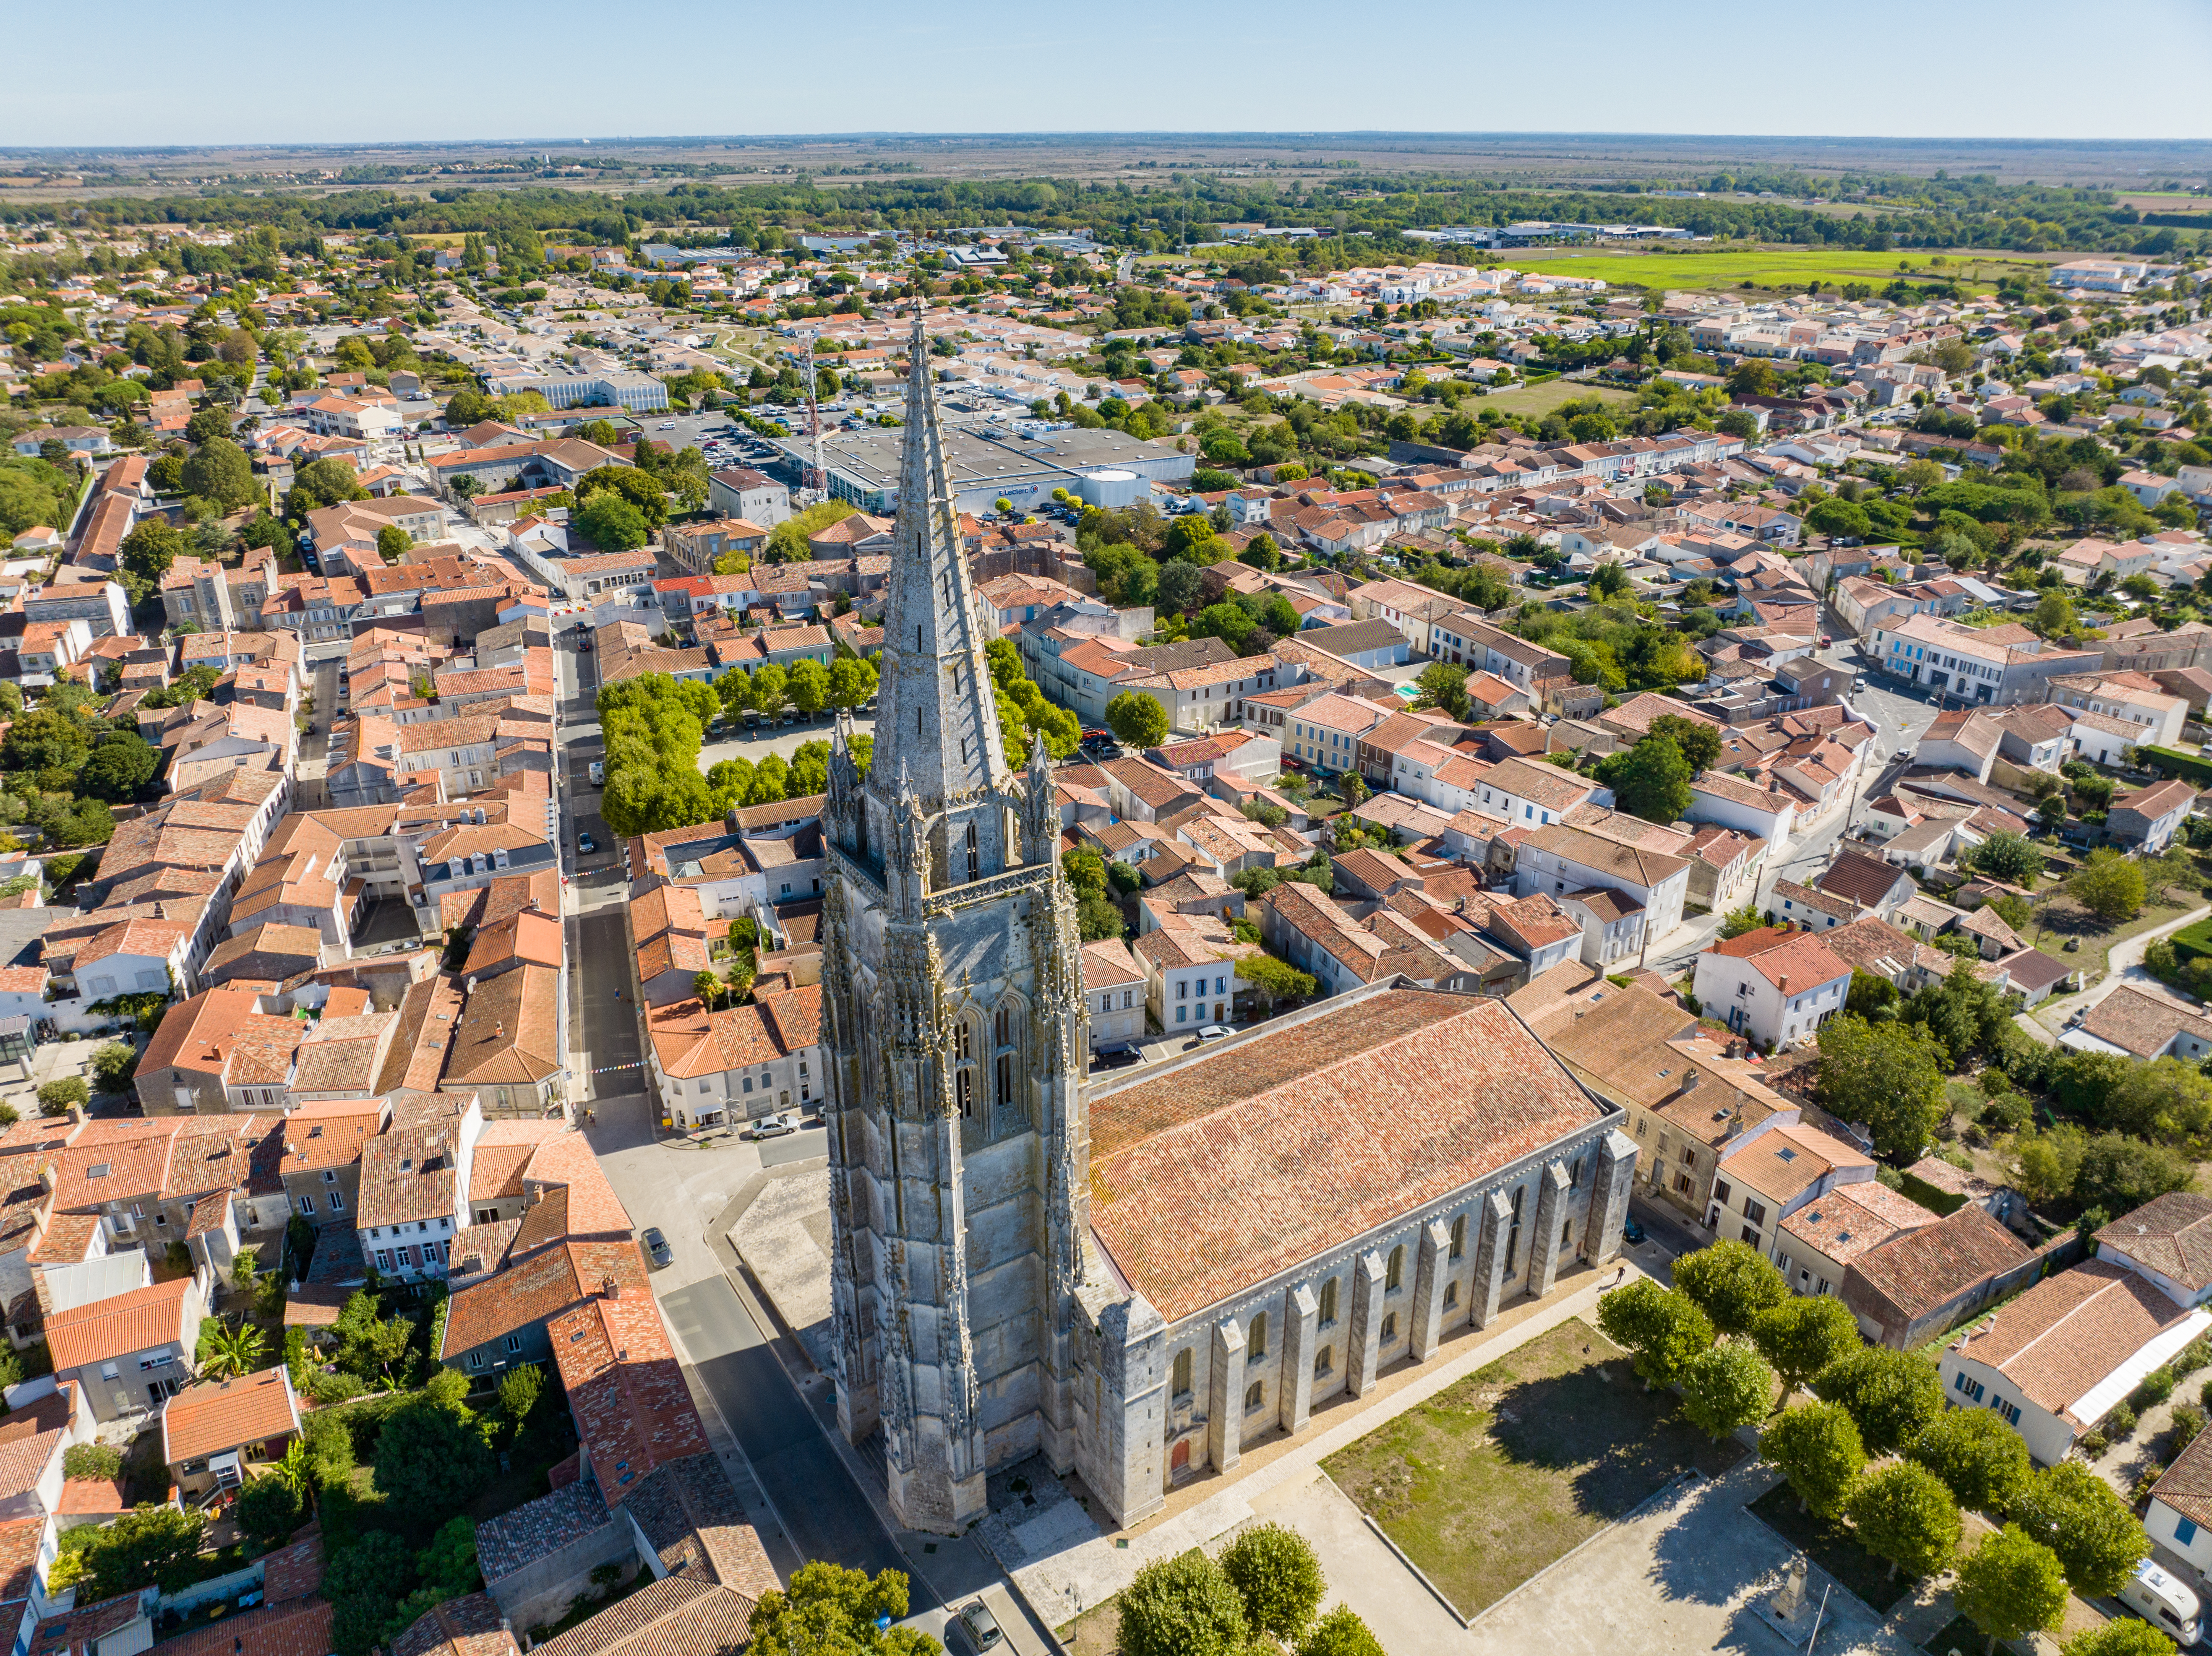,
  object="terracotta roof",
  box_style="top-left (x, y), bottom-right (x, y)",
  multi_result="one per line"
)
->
top-left (1952, 1259), bottom-right (2204, 1424)
top-left (148, 1597), bottom-right (334, 1656)
top-left (160, 1369), bottom-right (299, 1465)
top-left (391, 1593), bottom-right (518, 1656)
top-left (1719, 1122), bottom-right (1875, 1206)
top-left (2152, 1414), bottom-right (2212, 1527)
top-left (2098, 1193), bottom-right (2212, 1294)
top-left (1814, 851), bottom-right (1904, 909)
top-left (46, 1278), bottom-right (193, 1372)
top-left (530, 1577), bottom-right (753, 1656)
top-left (1849, 1203), bottom-right (2033, 1323)
top-left (1088, 986), bottom-right (1605, 1320)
